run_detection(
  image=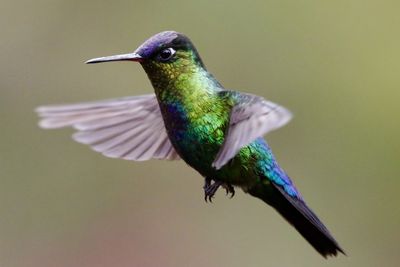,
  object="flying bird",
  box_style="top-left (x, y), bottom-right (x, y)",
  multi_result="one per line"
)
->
top-left (36, 31), bottom-right (344, 257)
